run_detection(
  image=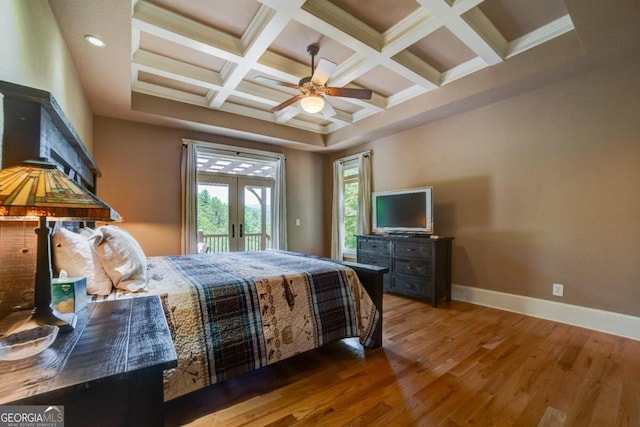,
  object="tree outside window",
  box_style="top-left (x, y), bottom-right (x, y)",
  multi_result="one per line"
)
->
top-left (342, 161), bottom-right (360, 256)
